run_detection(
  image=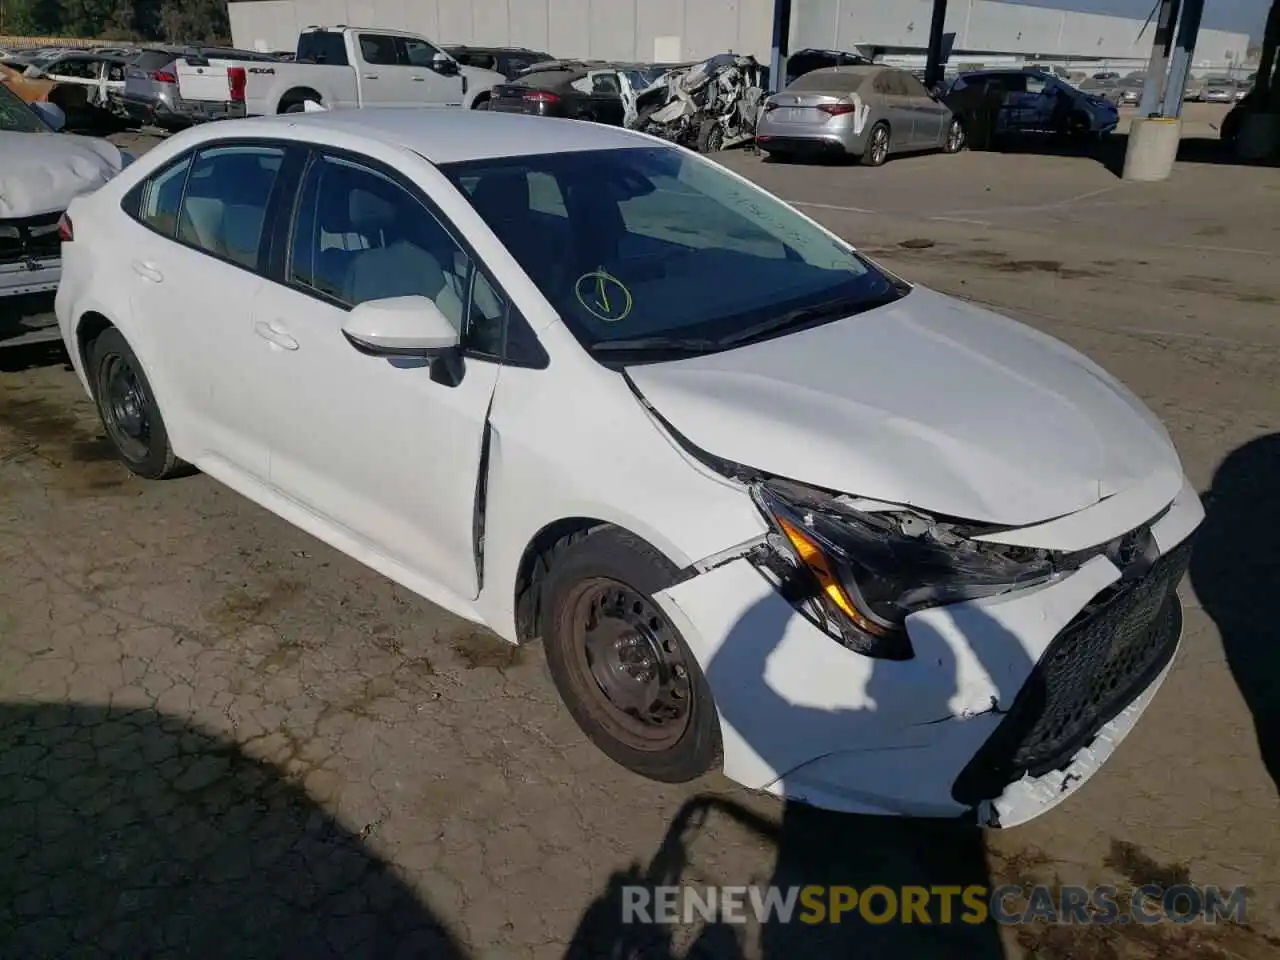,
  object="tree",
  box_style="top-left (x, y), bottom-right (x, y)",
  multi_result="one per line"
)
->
top-left (158, 0), bottom-right (229, 44)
